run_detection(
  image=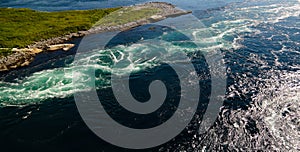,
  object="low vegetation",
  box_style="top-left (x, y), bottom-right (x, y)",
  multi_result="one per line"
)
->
top-left (0, 4), bottom-right (168, 56)
top-left (0, 48), bottom-right (12, 57)
top-left (0, 7), bottom-right (120, 52)
top-left (95, 6), bottom-right (160, 26)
